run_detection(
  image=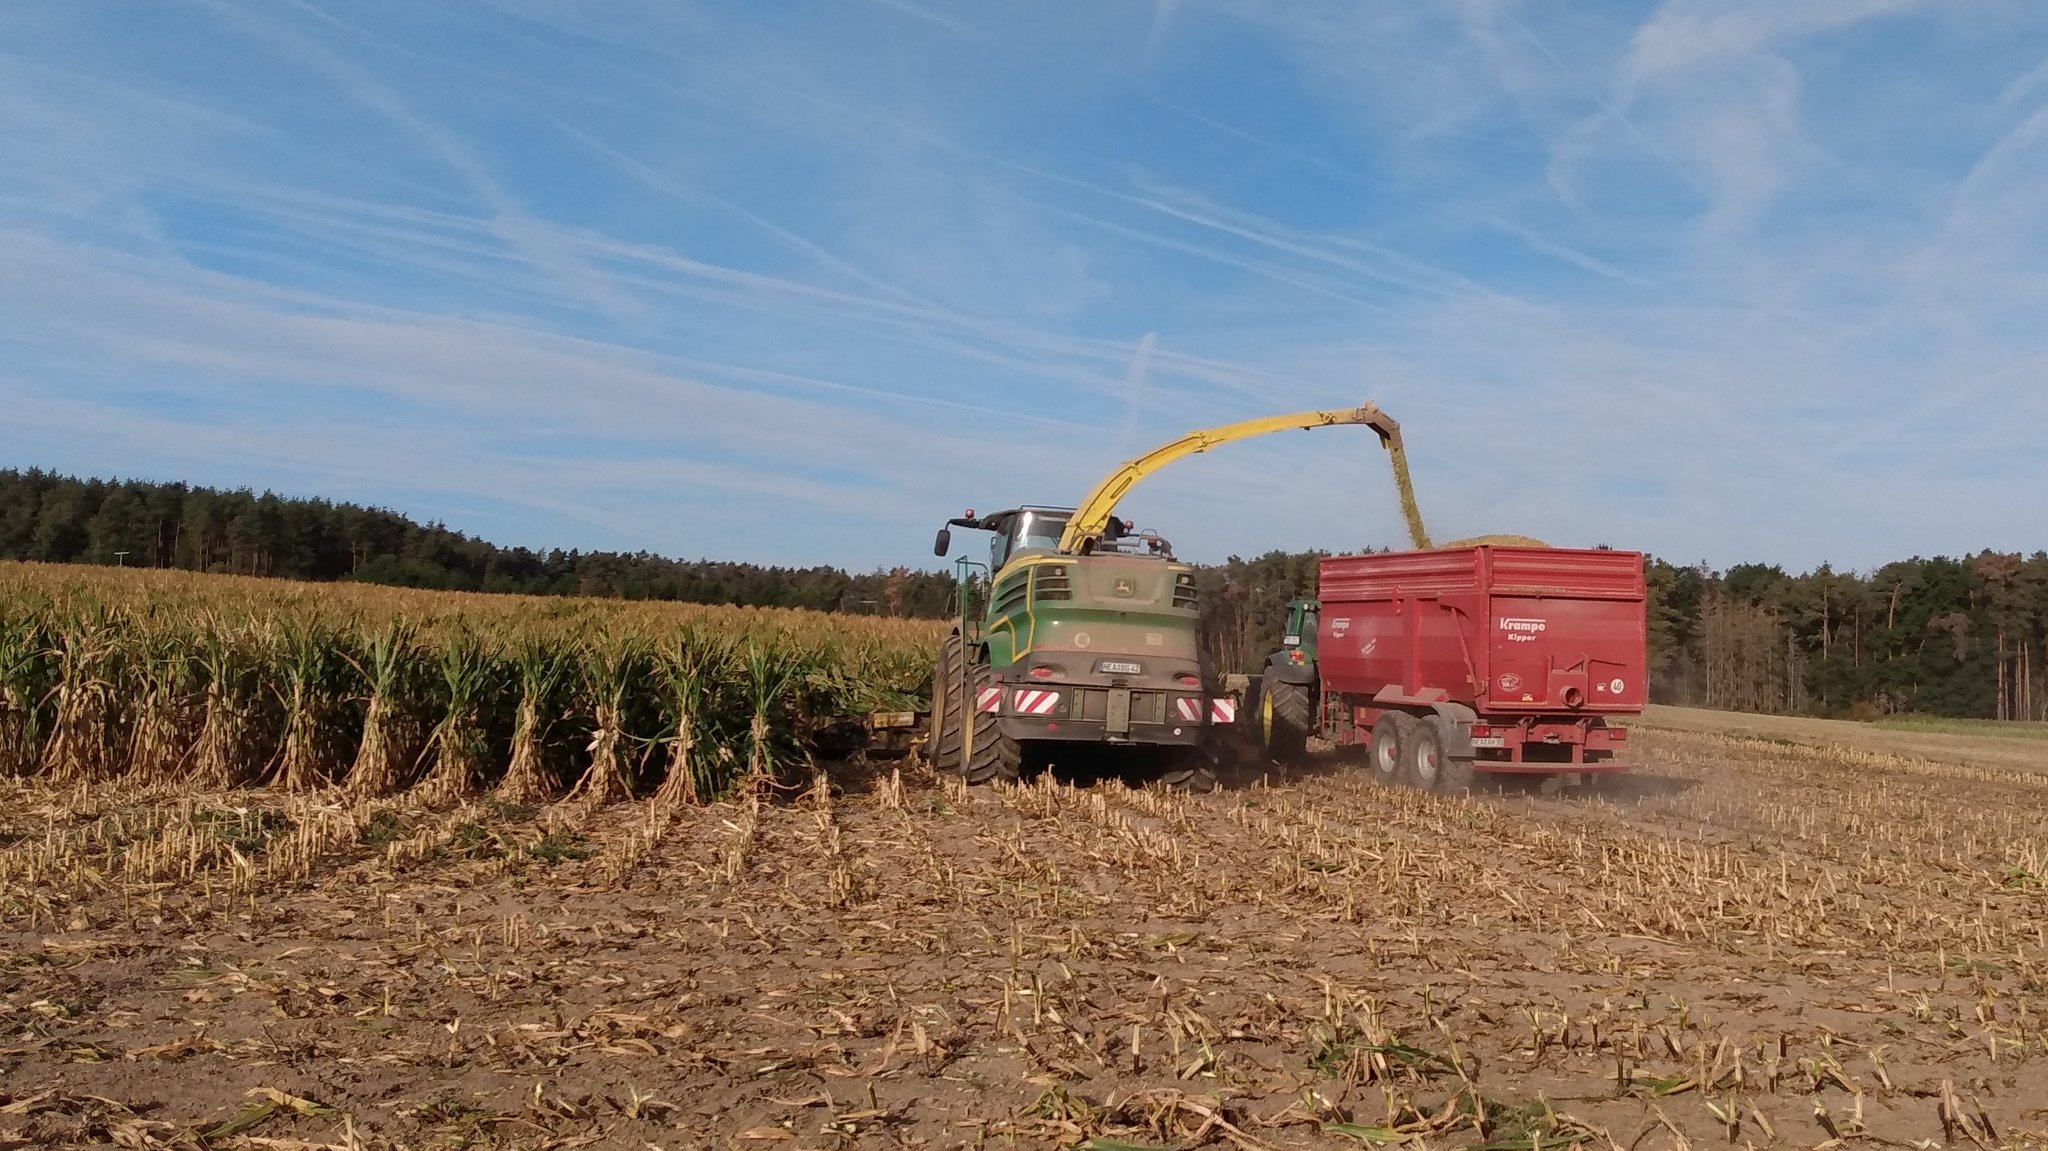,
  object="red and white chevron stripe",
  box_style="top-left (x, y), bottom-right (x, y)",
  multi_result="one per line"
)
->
top-left (1209, 699), bottom-right (1237, 724)
top-left (976, 687), bottom-right (1002, 713)
top-left (1174, 697), bottom-right (1203, 722)
top-left (1012, 689), bottom-right (1060, 716)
